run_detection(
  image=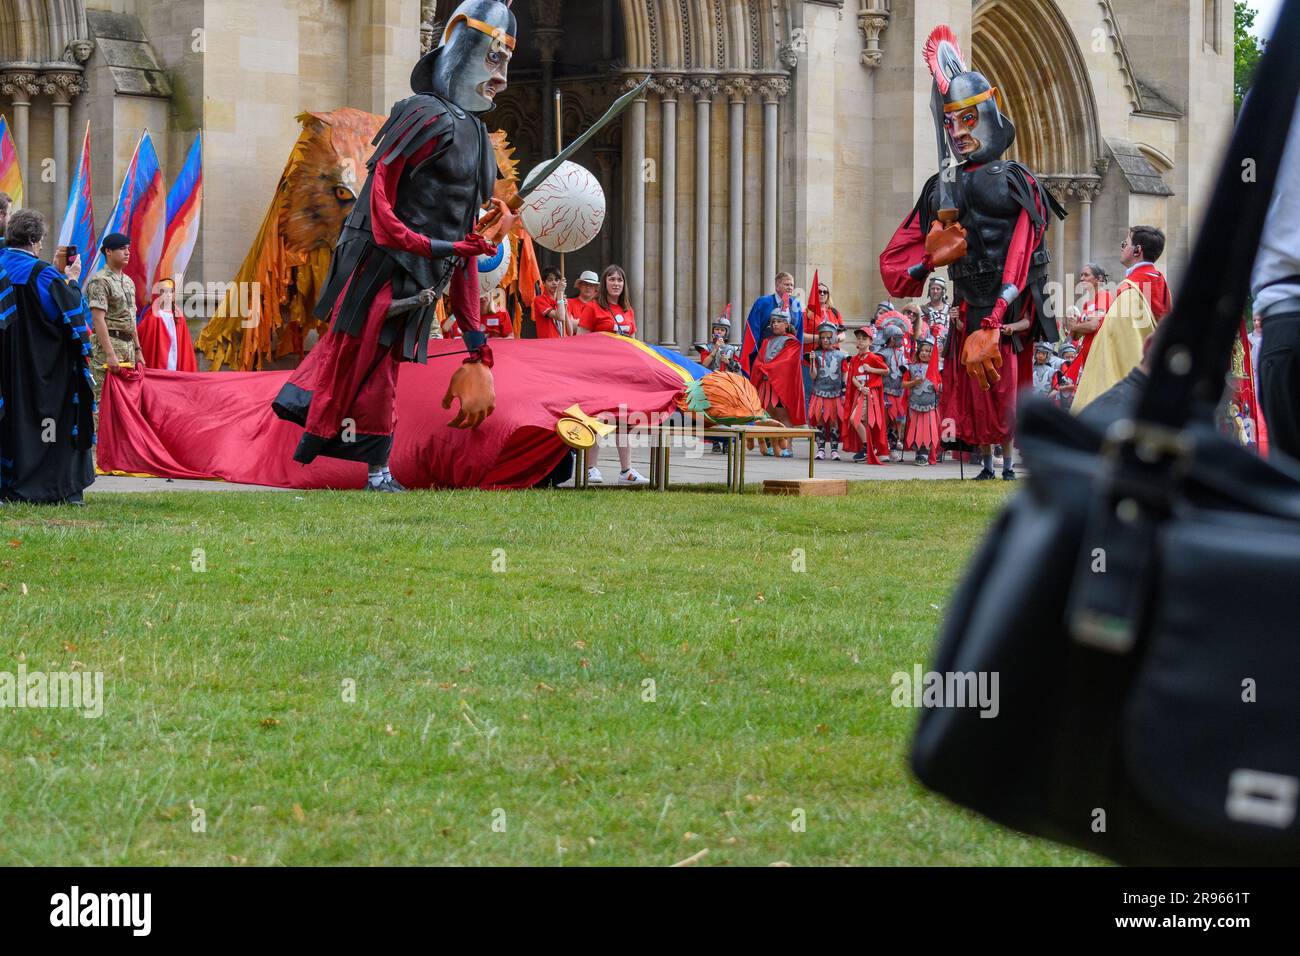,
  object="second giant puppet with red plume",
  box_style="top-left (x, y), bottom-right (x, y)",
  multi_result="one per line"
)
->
top-left (272, 0), bottom-right (520, 491)
top-left (880, 25), bottom-right (1064, 481)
